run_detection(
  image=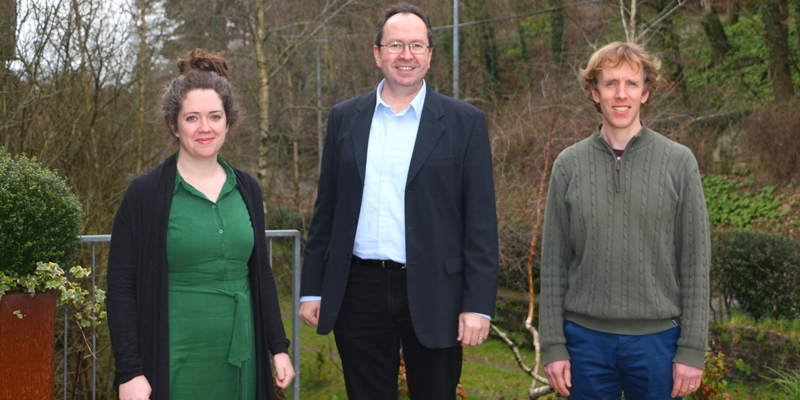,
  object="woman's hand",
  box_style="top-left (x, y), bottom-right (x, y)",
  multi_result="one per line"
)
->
top-left (273, 353), bottom-right (295, 389)
top-left (118, 375), bottom-right (151, 400)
